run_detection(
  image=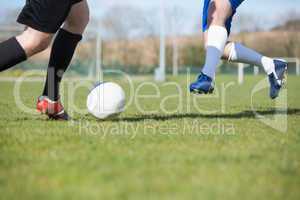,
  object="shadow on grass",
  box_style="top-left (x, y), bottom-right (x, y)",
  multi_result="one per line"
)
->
top-left (107, 108), bottom-right (300, 123)
top-left (4, 108), bottom-right (300, 122)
